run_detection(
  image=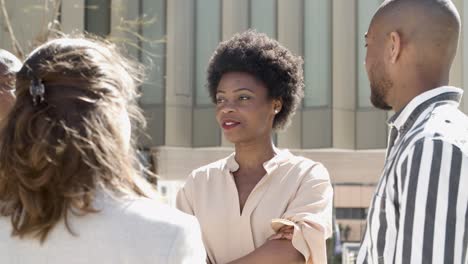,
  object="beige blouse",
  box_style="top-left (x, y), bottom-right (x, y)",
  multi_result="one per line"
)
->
top-left (176, 149), bottom-right (333, 264)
